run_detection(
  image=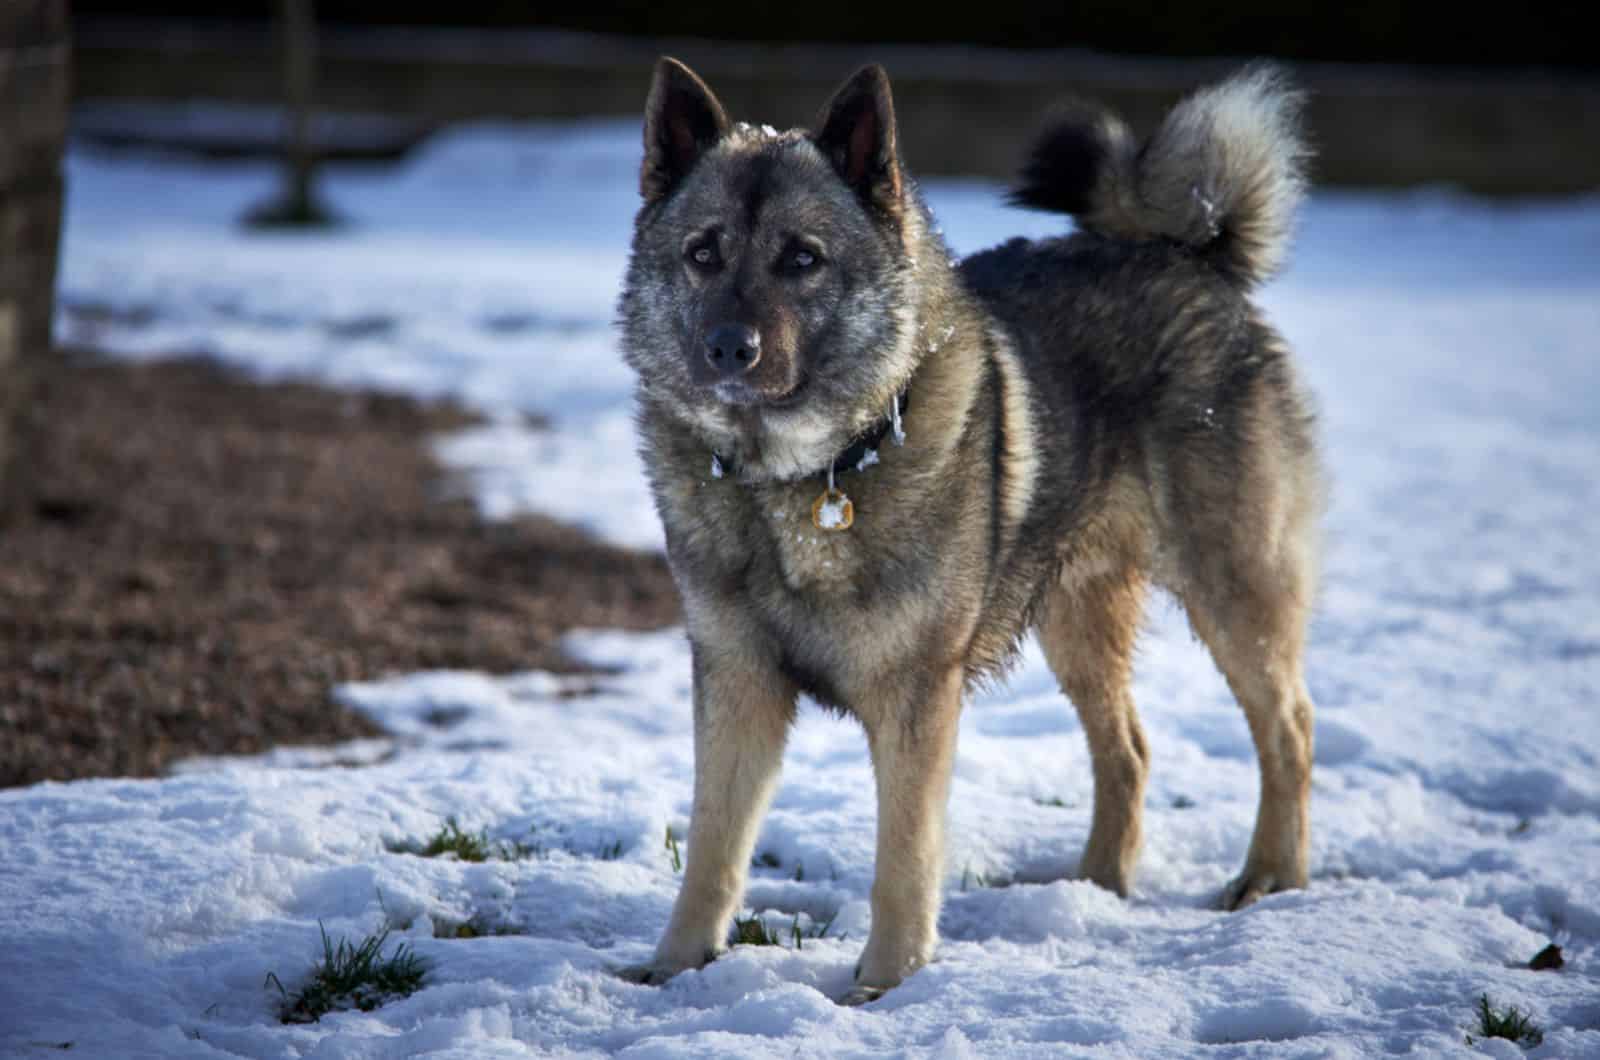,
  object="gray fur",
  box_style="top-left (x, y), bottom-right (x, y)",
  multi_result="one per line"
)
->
top-left (1012, 64), bottom-right (1310, 287)
top-left (617, 58), bottom-right (1325, 1002)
